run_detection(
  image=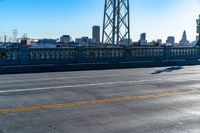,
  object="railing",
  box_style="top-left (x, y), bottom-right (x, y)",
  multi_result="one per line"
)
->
top-left (0, 47), bottom-right (199, 66)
